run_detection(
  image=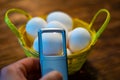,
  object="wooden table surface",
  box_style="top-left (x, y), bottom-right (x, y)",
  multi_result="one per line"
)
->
top-left (0, 0), bottom-right (120, 80)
